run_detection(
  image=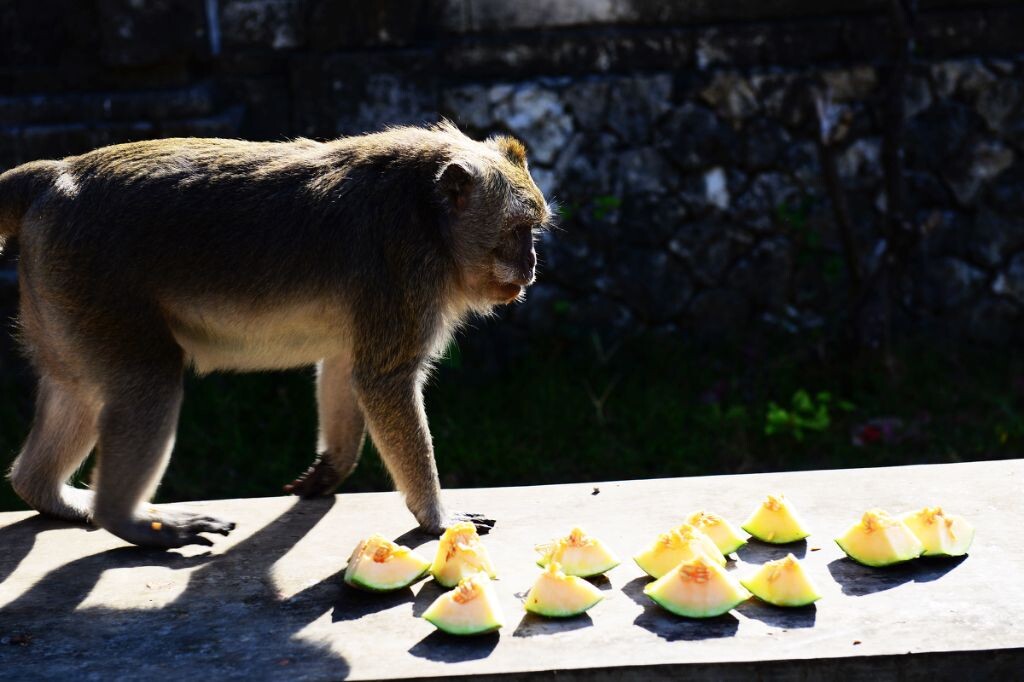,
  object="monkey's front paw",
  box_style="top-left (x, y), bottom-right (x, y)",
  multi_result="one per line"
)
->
top-left (284, 455), bottom-right (343, 498)
top-left (443, 512), bottom-right (496, 535)
top-left (102, 509), bottom-right (237, 549)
